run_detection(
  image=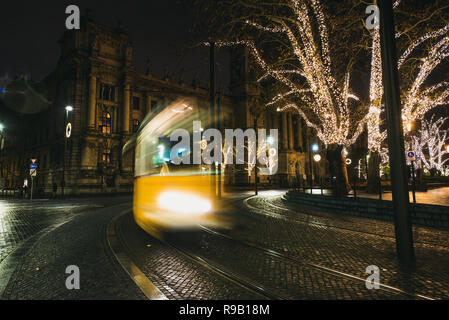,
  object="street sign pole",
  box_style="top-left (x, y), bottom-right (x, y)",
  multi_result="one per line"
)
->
top-left (411, 160), bottom-right (416, 204)
top-left (30, 176), bottom-right (34, 202)
top-left (254, 116), bottom-right (258, 196)
top-left (209, 41), bottom-right (217, 201)
top-left (379, 0), bottom-right (415, 267)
